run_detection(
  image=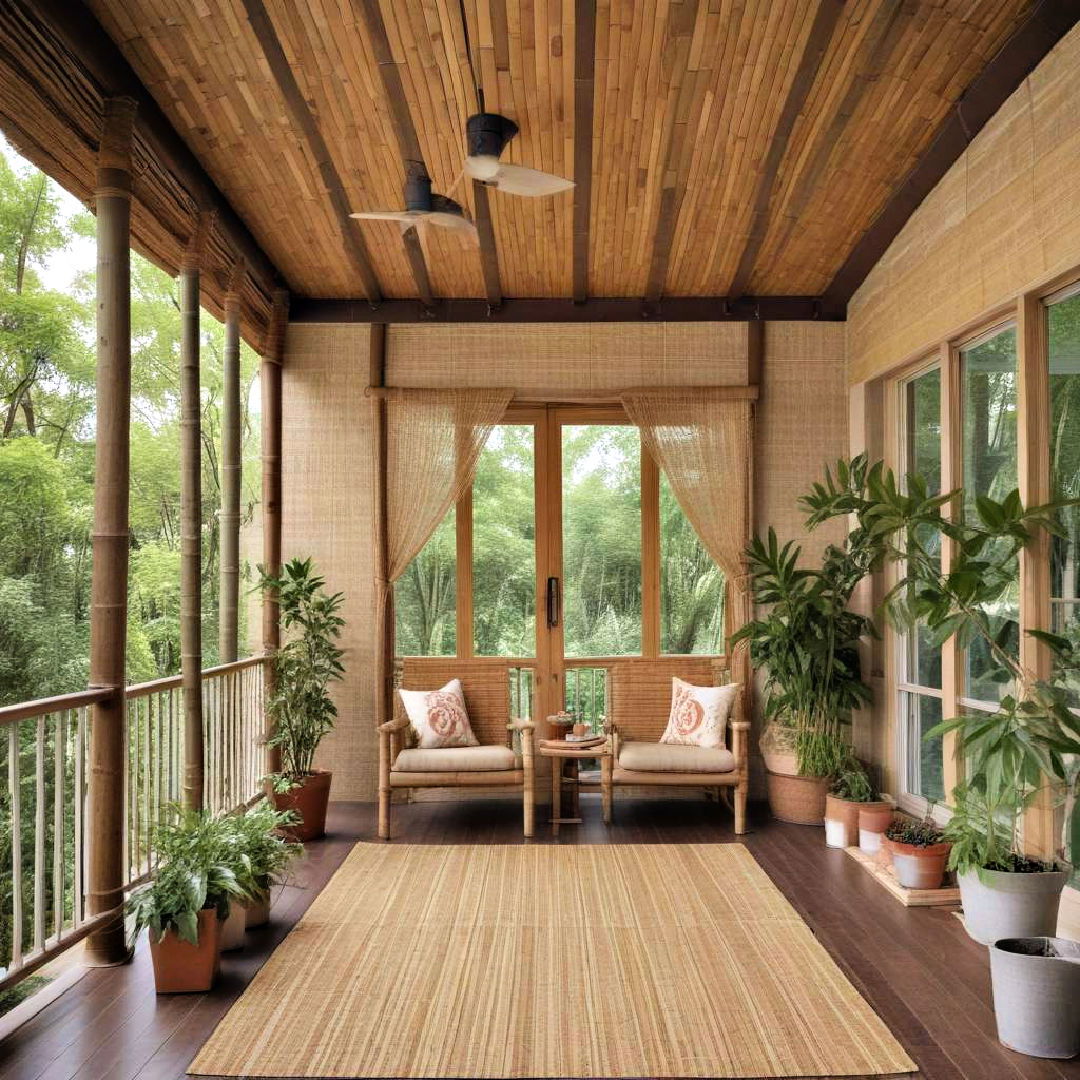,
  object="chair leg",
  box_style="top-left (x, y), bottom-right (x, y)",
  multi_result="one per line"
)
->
top-left (734, 786), bottom-right (748, 835)
top-left (378, 733), bottom-right (391, 840)
top-left (601, 755), bottom-right (613, 825)
top-left (523, 773), bottom-right (535, 839)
